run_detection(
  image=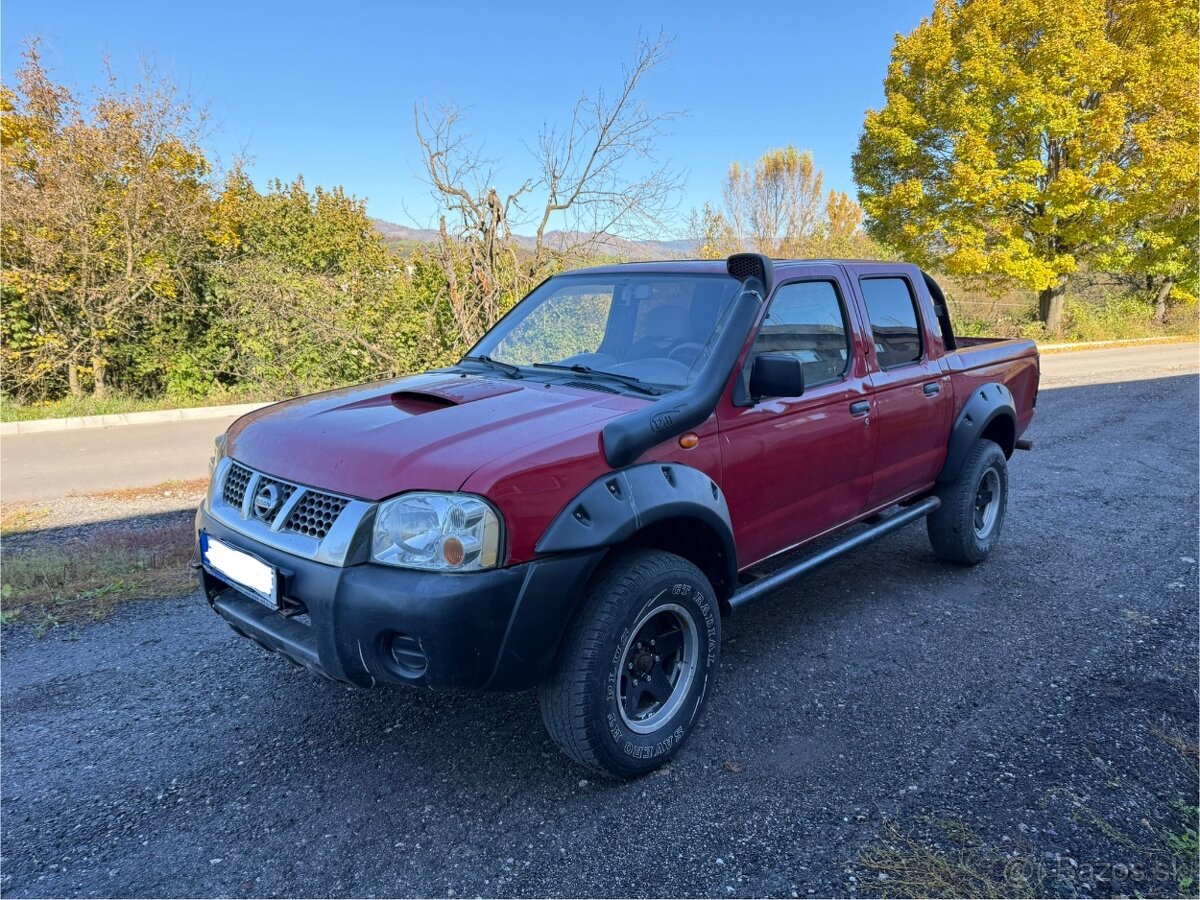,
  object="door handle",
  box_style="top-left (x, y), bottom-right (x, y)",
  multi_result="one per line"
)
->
top-left (923, 382), bottom-right (941, 396)
top-left (850, 400), bottom-right (871, 417)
